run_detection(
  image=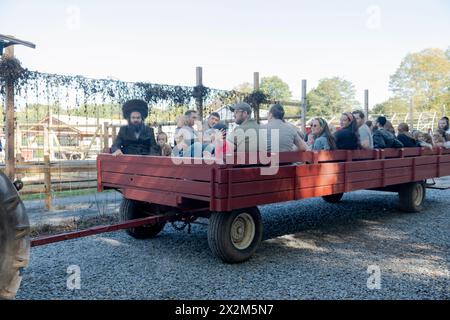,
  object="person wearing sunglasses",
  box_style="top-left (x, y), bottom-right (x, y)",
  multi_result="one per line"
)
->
top-left (309, 118), bottom-right (336, 151)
